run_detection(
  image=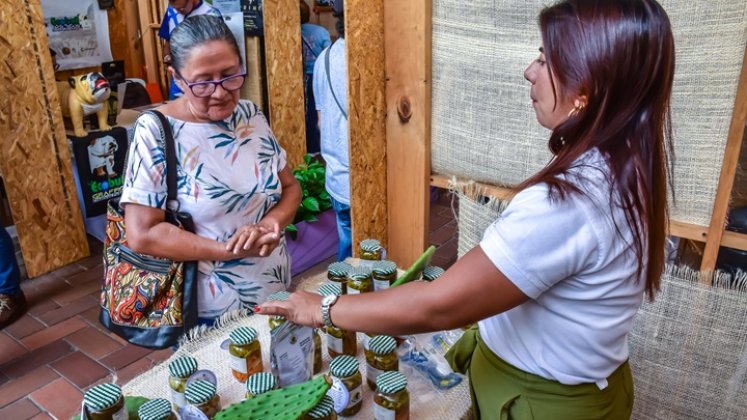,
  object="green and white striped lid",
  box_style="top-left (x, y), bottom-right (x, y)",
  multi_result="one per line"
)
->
top-left (327, 261), bottom-right (352, 277)
top-left (329, 354), bottom-right (359, 378)
top-left (376, 371), bottom-right (407, 394)
top-left (246, 372), bottom-right (277, 395)
top-left (267, 290), bottom-right (291, 301)
top-left (422, 266), bottom-right (445, 281)
top-left (318, 282), bottom-right (342, 297)
top-left (83, 383), bottom-right (122, 411)
top-left (185, 379), bottom-right (217, 404)
top-left (372, 260), bottom-right (397, 275)
top-left (360, 239), bottom-right (382, 252)
top-left (137, 398), bottom-right (172, 420)
top-left (307, 395), bottom-right (336, 418)
top-left (347, 266), bottom-right (371, 280)
top-left (229, 326), bottom-right (258, 346)
top-left (168, 356), bottom-right (198, 378)
top-left (368, 335), bottom-right (397, 355)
